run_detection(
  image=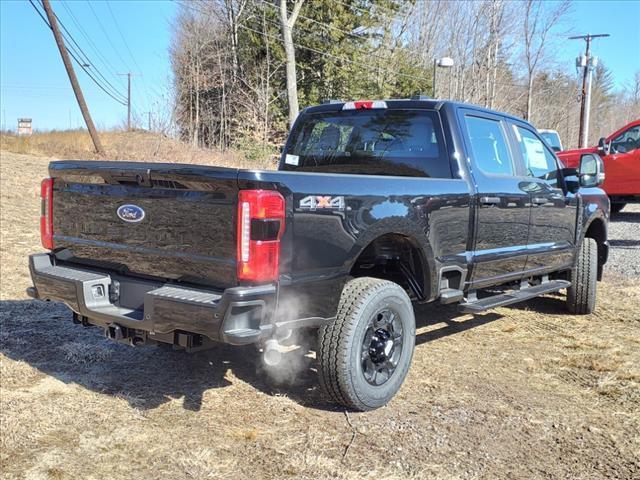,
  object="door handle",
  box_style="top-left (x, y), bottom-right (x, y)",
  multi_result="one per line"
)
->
top-left (480, 196), bottom-right (501, 206)
top-left (531, 197), bottom-right (548, 205)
